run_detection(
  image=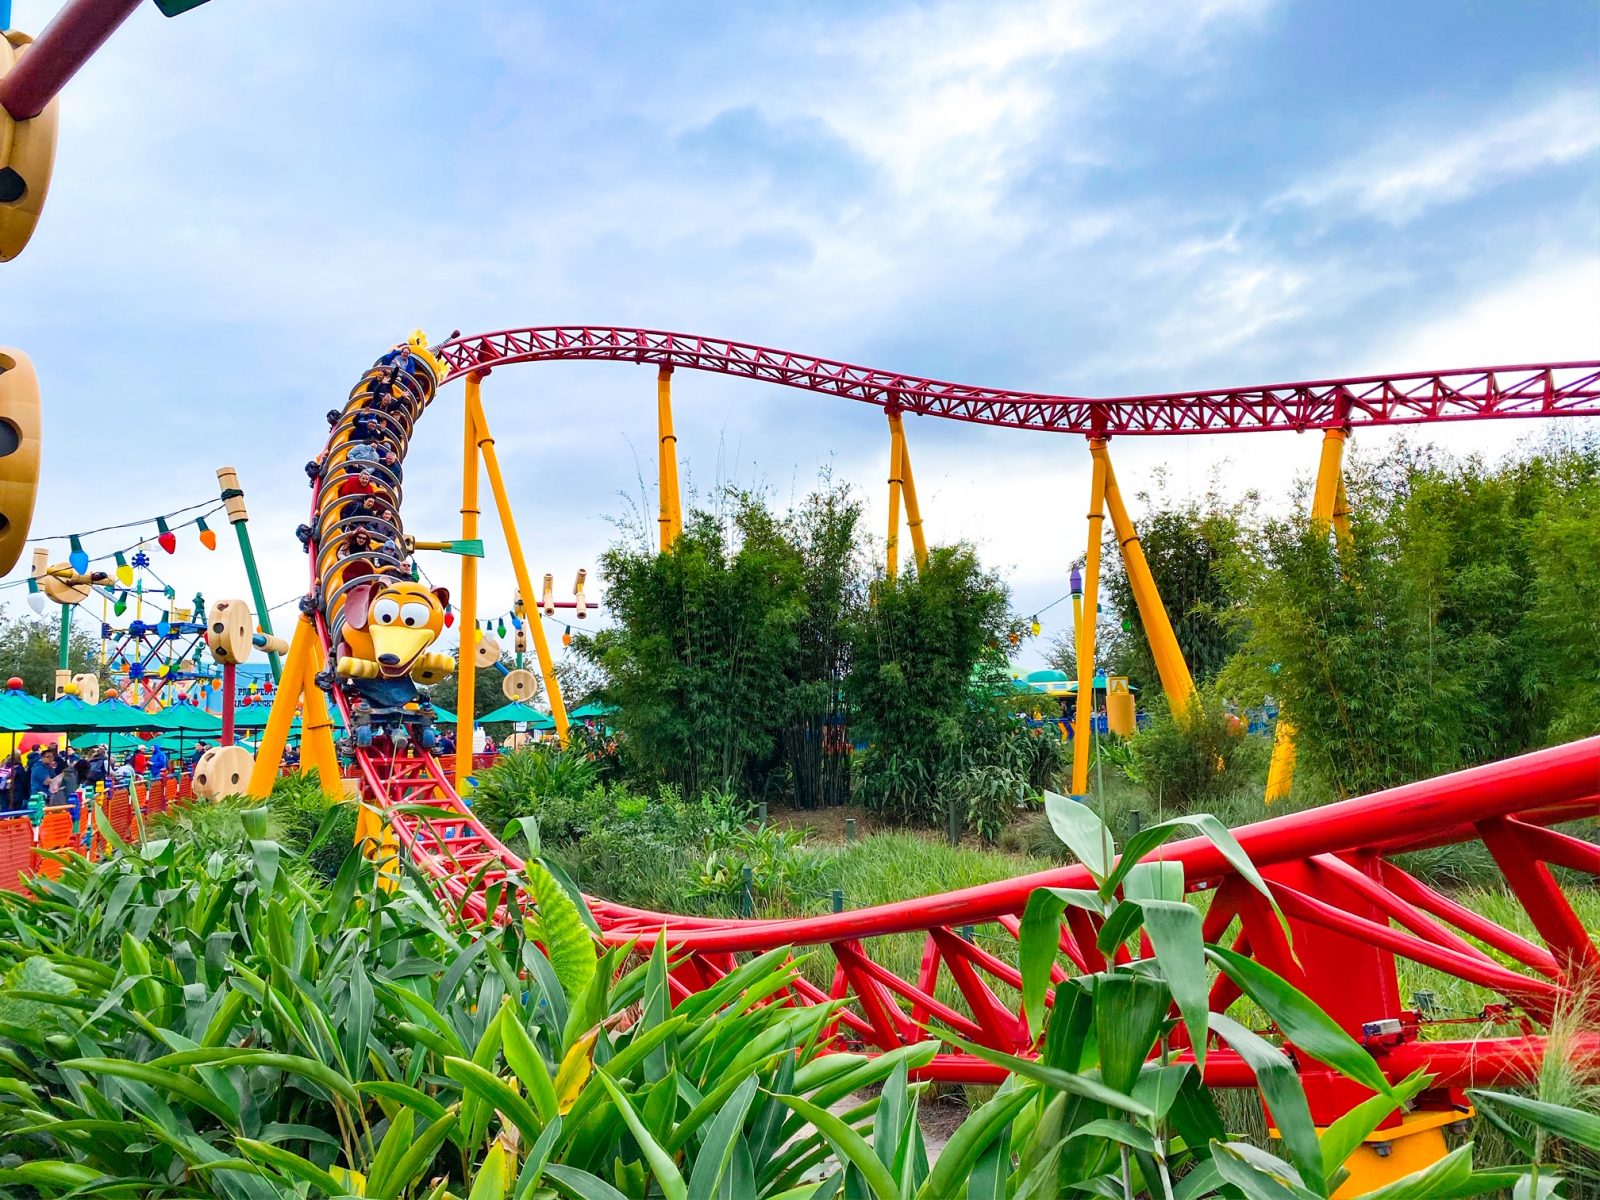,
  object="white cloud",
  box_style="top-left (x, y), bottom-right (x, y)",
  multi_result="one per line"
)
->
top-left (1280, 87), bottom-right (1600, 223)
